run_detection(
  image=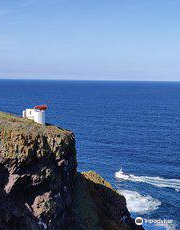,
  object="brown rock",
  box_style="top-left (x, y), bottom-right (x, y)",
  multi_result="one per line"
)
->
top-left (0, 112), bottom-right (145, 230)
